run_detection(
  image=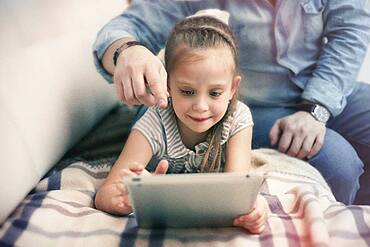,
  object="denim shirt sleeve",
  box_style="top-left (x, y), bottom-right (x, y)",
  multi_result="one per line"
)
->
top-left (92, 0), bottom-right (201, 83)
top-left (301, 0), bottom-right (370, 116)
